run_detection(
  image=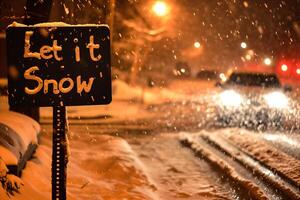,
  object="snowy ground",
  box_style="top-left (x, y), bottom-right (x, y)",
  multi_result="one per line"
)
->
top-left (5, 133), bottom-right (157, 200)
top-left (128, 133), bottom-right (234, 200)
top-left (1, 79), bottom-right (300, 199)
top-left (180, 129), bottom-right (300, 200)
top-left (9, 129), bottom-right (235, 200)
top-left (14, 125), bottom-right (299, 200)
